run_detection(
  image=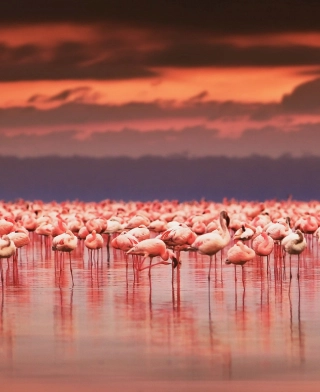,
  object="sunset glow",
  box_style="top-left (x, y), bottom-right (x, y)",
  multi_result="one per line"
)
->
top-left (0, 1), bottom-right (319, 156)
